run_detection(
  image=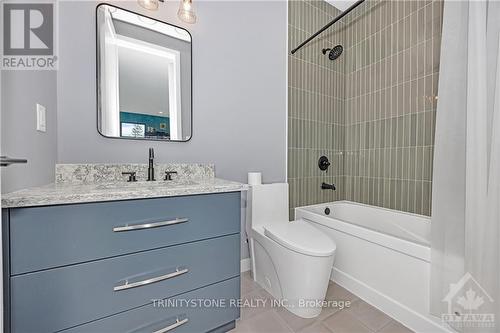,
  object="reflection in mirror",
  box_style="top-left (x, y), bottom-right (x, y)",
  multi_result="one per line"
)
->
top-left (97, 4), bottom-right (192, 141)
